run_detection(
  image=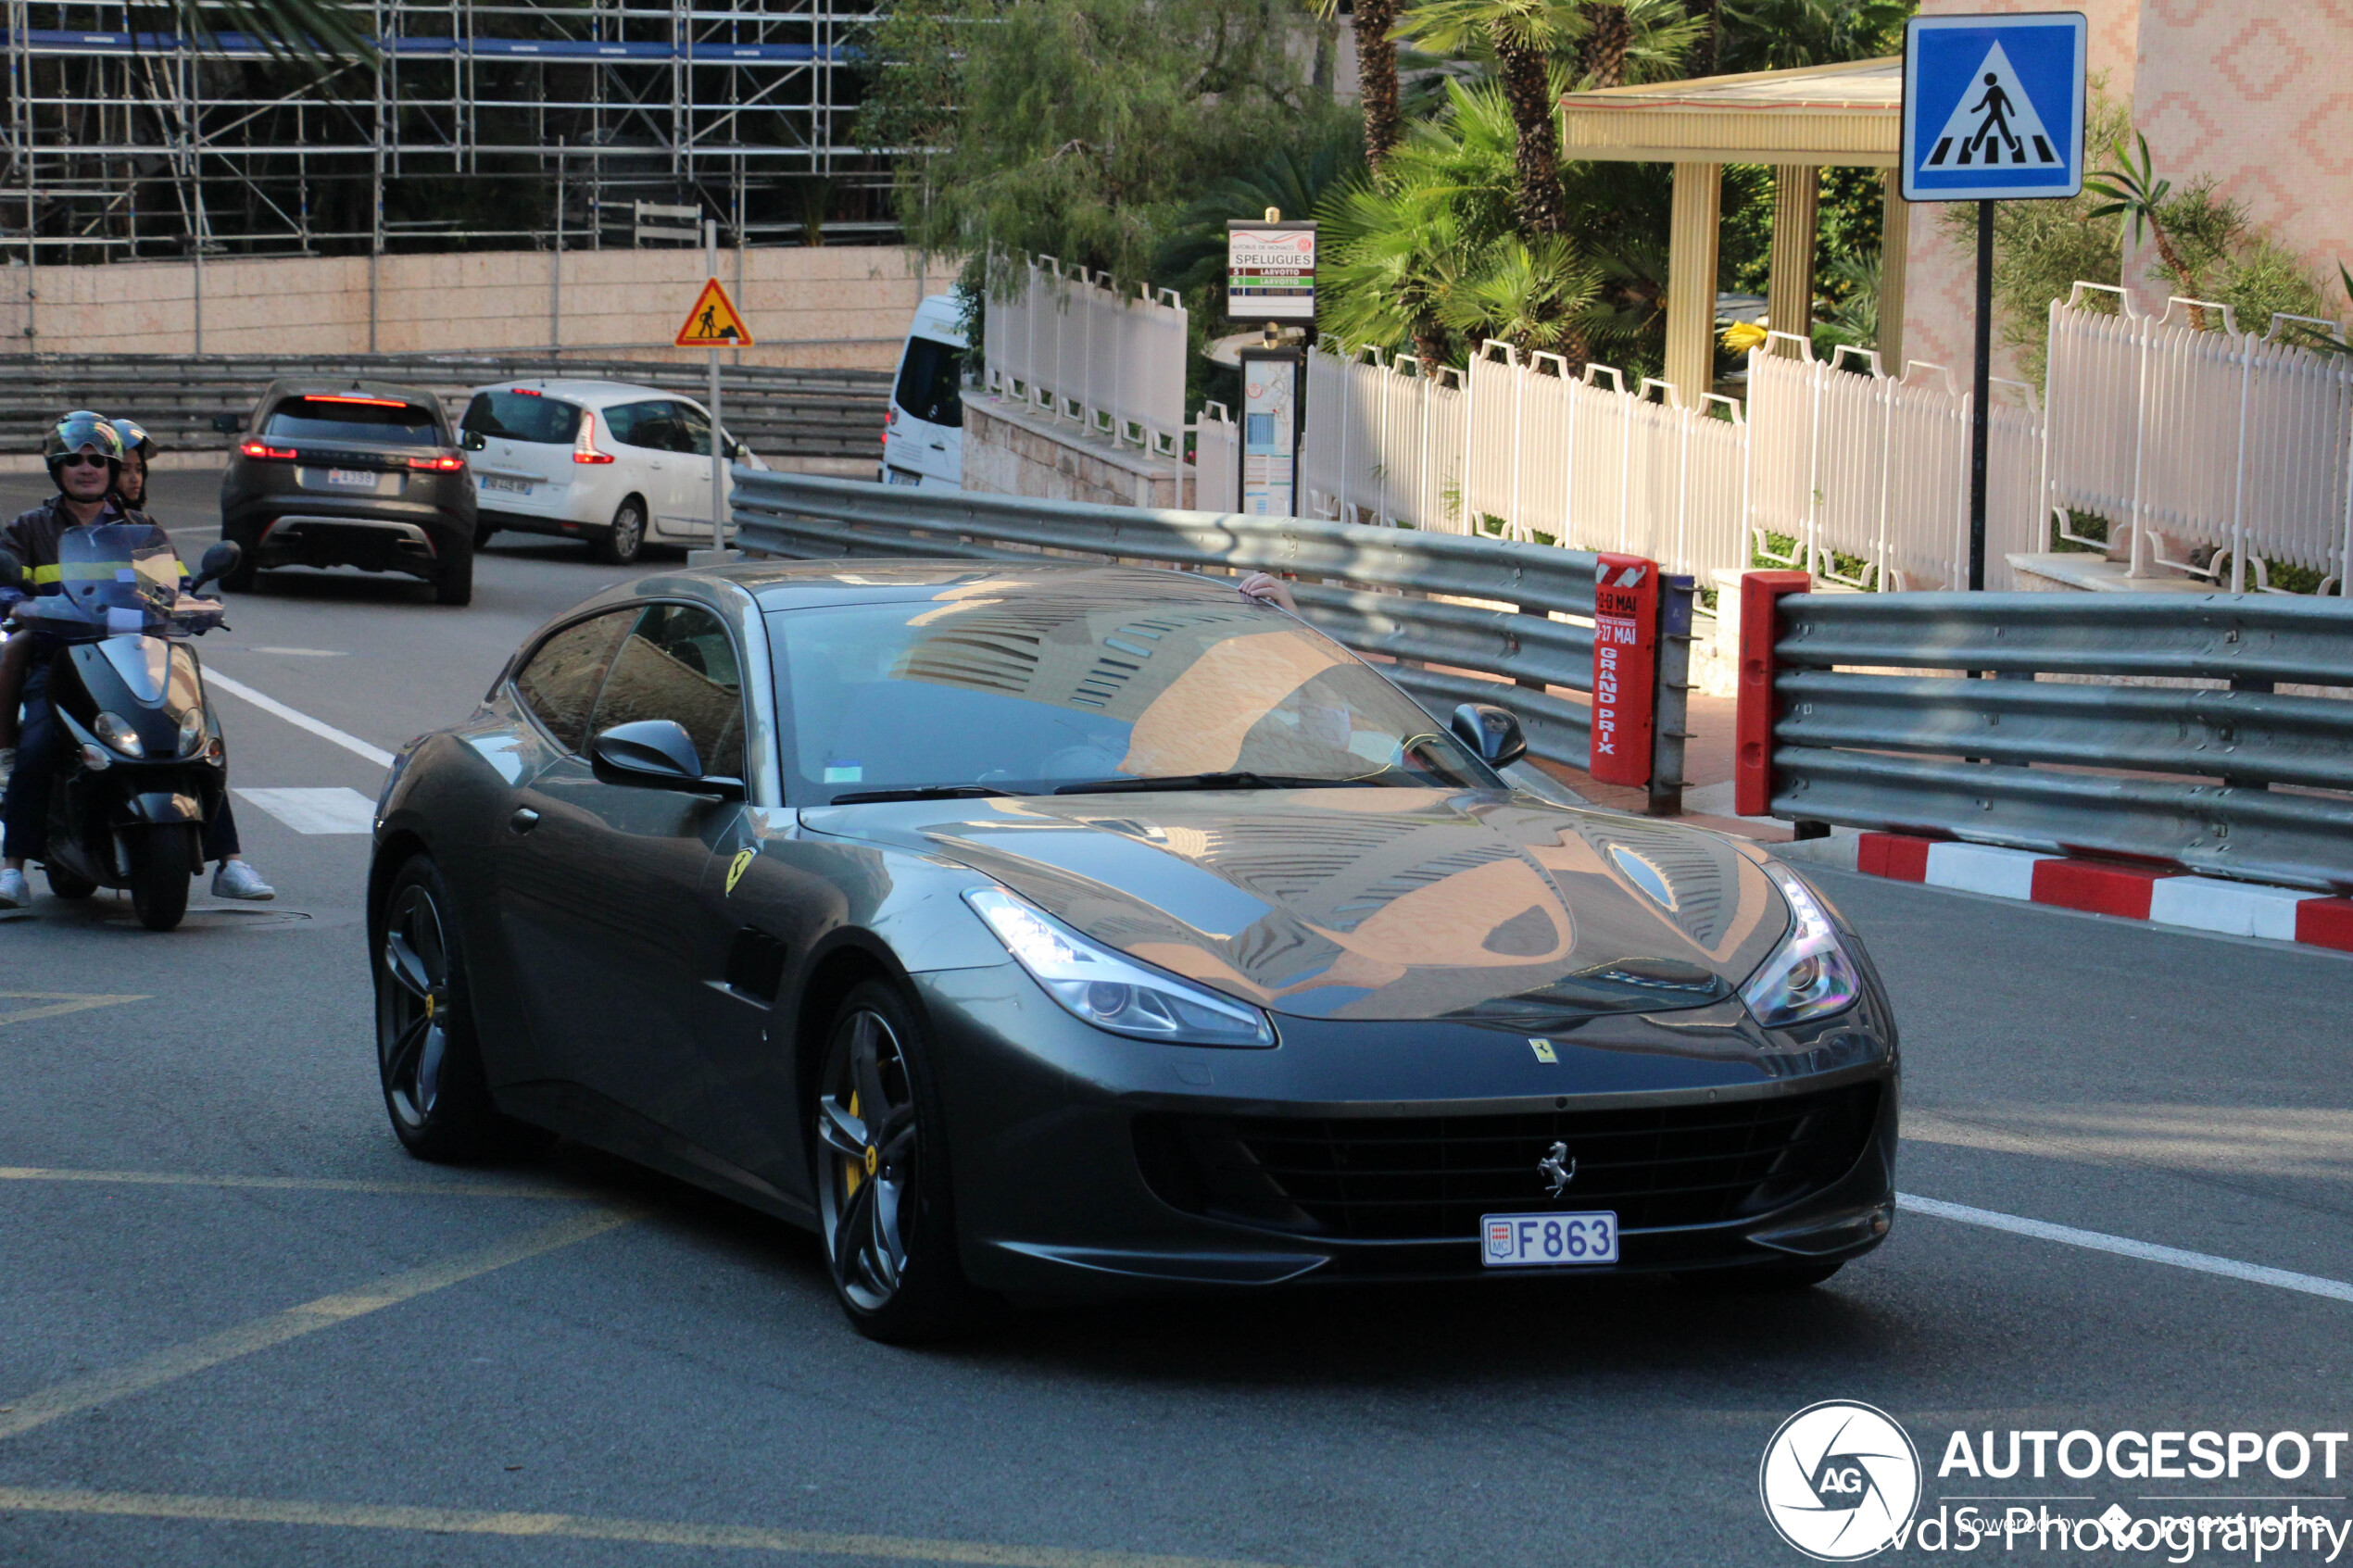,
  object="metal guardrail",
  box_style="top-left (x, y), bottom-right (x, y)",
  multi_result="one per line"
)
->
top-left (1738, 576), bottom-right (2353, 891)
top-left (0, 353), bottom-right (889, 461)
top-left (730, 470), bottom-right (1693, 803)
